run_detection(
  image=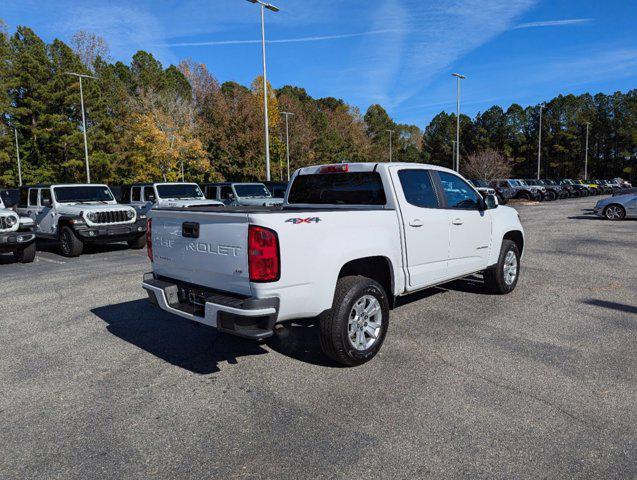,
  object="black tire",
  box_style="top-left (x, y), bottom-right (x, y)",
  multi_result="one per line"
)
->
top-left (546, 190), bottom-right (557, 201)
top-left (483, 239), bottom-right (520, 294)
top-left (496, 194), bottom-right (507, 205)
top-left (127, 235), bottom-right (147, 249)
top-left (59, 226), bottom-right (83, 257)
top-left (603, 204), bottom-right (626, 221)
top-left (14, 241), bottom-right (36, 263)
top-left (517, 191), bottom-right (531, 201)
top-left (319, 275), bottom-right (390, 367)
